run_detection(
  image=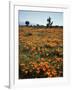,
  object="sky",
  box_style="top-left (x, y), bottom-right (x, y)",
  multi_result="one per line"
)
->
top-left (18, 10), bottom-right (63, 26)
